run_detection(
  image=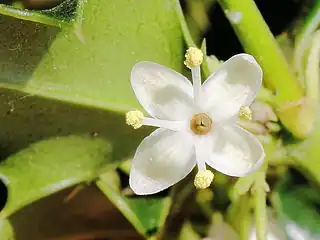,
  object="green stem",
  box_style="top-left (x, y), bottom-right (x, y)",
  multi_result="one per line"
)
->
top-left (227, 194), bottom-right (251, 240)
top-left (253, 172), bottom-right (267, 240)
top-left (293, 156), bottom-right (320, 185)
top-left (305, 30), bottom-right (320, 101)
top-left (238, 196), bottom-right (252, 240)
top-left (288, 119), bottom-right (320, 185)
top-left (201, 39), bottom-right (212, 78)
top-left (294, 0), bottom-right (320, 85)
top-left (159, 174), bottom-right (196, 240)
top-left (217, 0), bottom-right (308, 138)
top-left (173, 0), bottom-right (197, 47)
